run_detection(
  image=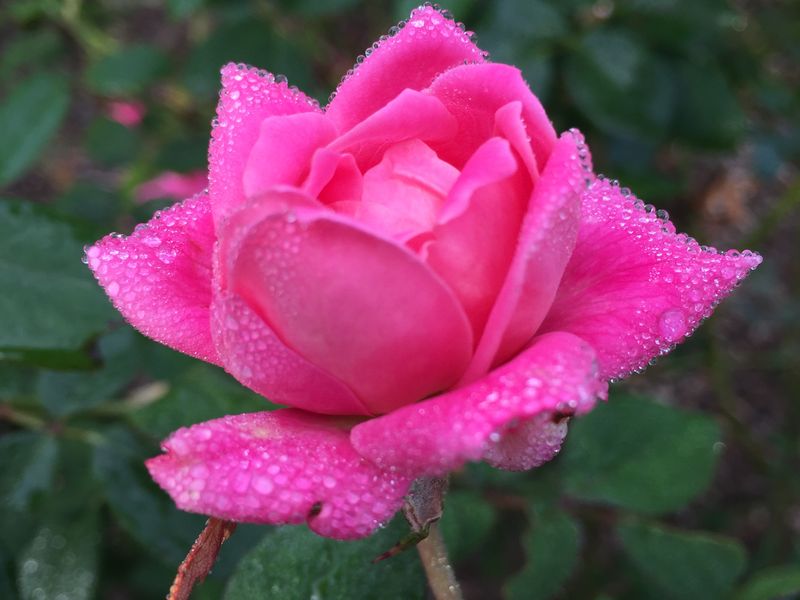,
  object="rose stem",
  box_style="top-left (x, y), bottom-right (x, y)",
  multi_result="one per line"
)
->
top-left (415, 521), bottom-right (463, 600)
